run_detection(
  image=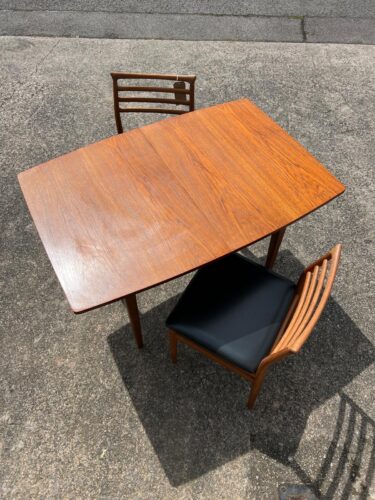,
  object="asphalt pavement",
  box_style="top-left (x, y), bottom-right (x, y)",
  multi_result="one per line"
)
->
top-left (0, 0), bottom-right (374, 43)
